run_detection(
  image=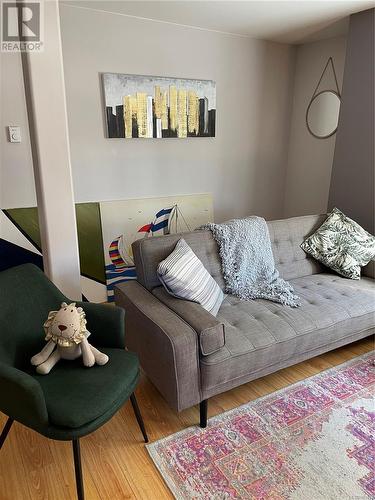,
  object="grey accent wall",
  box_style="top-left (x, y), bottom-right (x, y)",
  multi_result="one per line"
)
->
top-left (58, 4), bottom-right (296, 222)
top-left (328, 8), bottom-right (374, 233)
top-left (283, 36), bottom-right (347, 218)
